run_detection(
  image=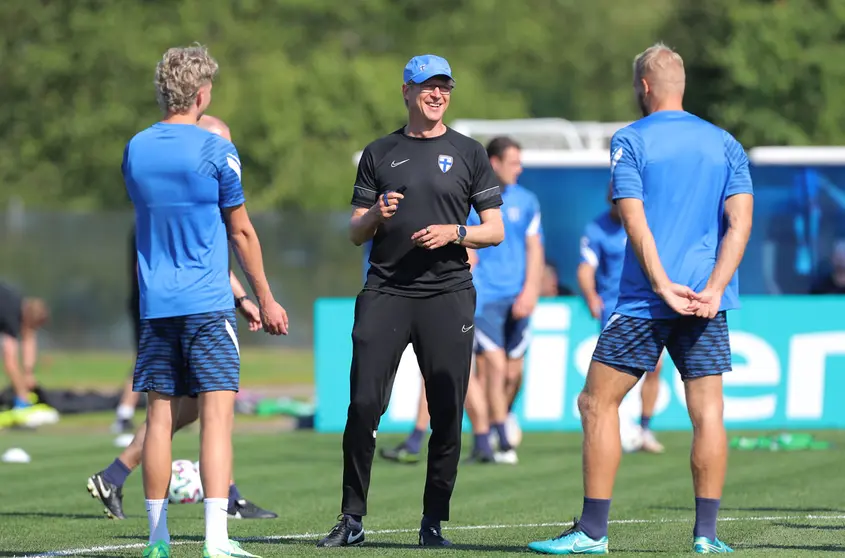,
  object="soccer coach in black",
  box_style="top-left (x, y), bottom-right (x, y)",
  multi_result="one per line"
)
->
top-left (317, 54), bottom-right (505, 549)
